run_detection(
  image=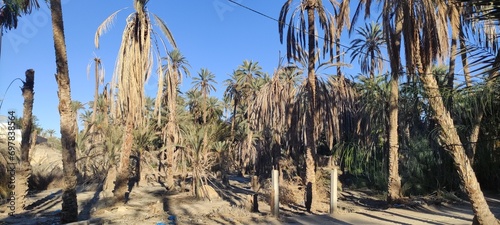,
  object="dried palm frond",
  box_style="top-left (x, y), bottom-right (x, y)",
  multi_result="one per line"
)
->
top-left (94, 8), bottom-right (127, 49)
top-left (152, 13), bottom-right (177, 49)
